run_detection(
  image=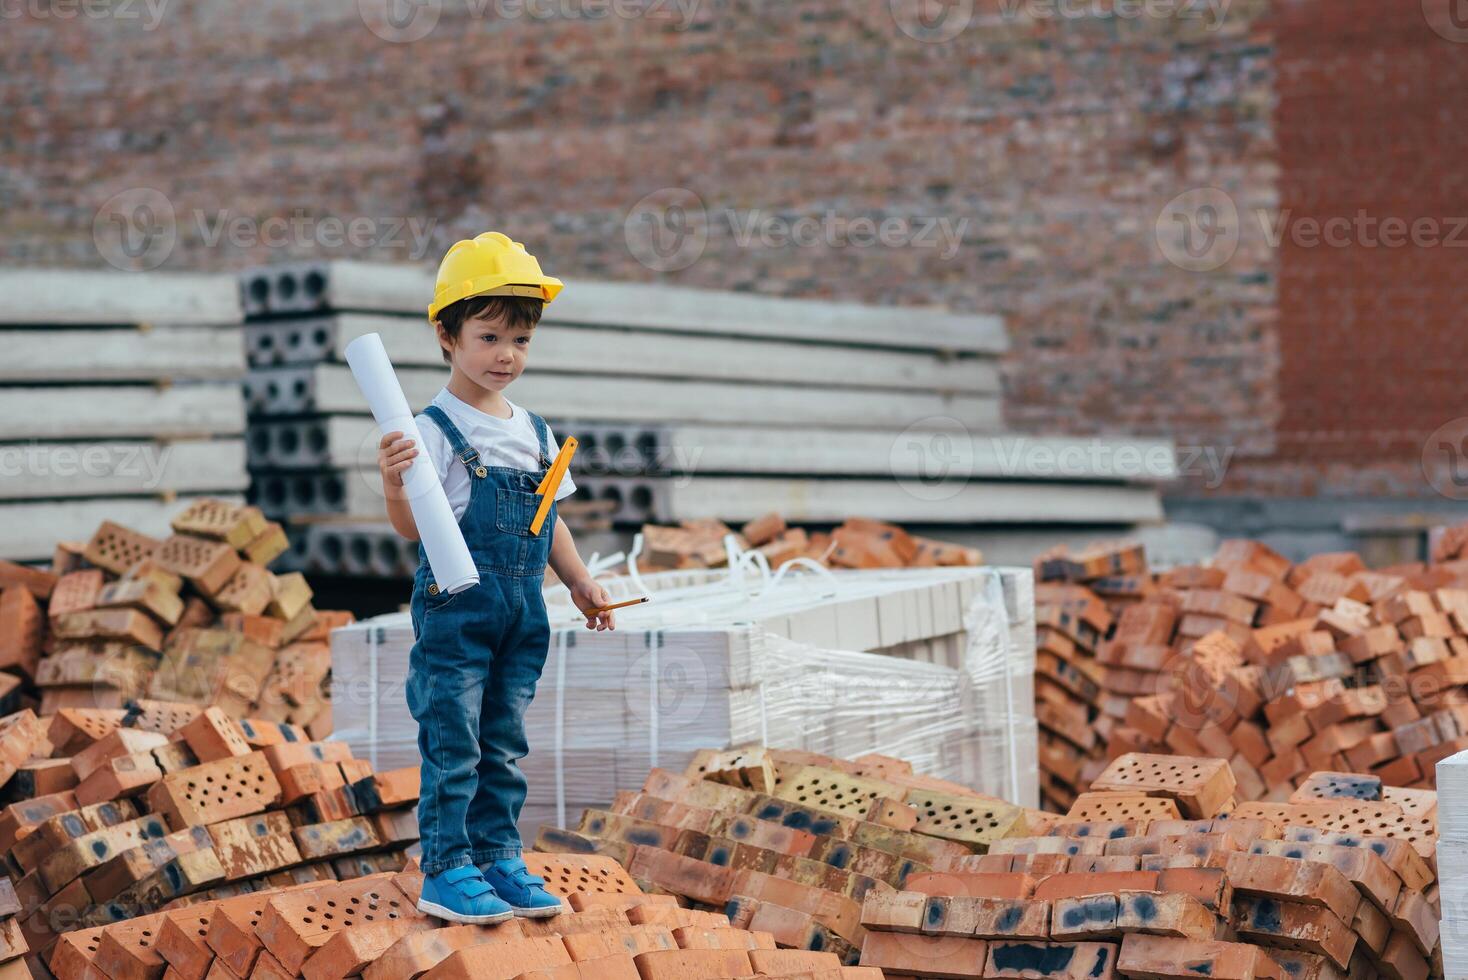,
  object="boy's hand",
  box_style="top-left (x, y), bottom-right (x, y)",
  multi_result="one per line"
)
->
top-left (570, 577), bottom-right (616, 631)
top-left (377, 431), bottom-right (418, 500)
